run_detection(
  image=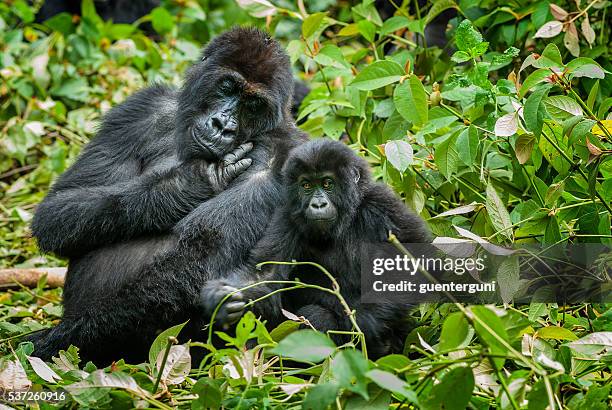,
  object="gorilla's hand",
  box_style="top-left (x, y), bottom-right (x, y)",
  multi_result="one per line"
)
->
top-left (206, 142), bottom-right (253, 193)
top-left (199, 281), bottom-right (246, 329)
